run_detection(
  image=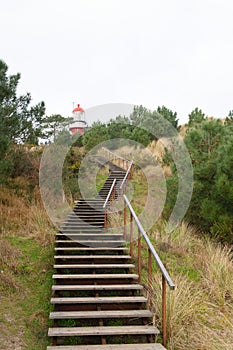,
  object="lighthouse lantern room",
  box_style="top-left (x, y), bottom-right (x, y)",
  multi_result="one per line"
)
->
top-left (69, 104), bottom-right (87, 135)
